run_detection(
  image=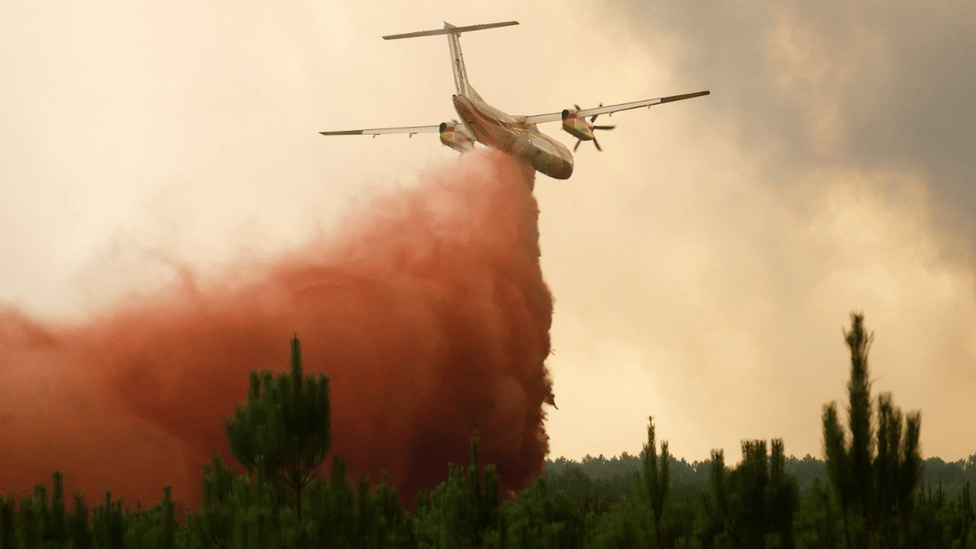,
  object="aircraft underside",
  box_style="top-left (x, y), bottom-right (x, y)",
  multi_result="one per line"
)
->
top-left (453, 94), bottom-right (574, 180)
